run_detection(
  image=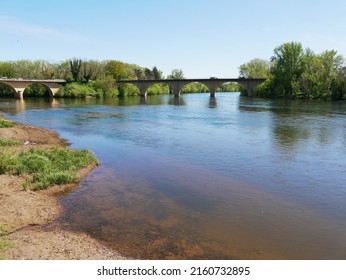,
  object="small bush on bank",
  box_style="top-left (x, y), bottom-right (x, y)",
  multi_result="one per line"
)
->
top-left (55, 82), bottom-right (95, 98)
top-left (0, 147), bottom-right (98, 190)
top-left (0, 119), bottom-right (14, 128)
top-left (0, 138), bottom-right (20, 146)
